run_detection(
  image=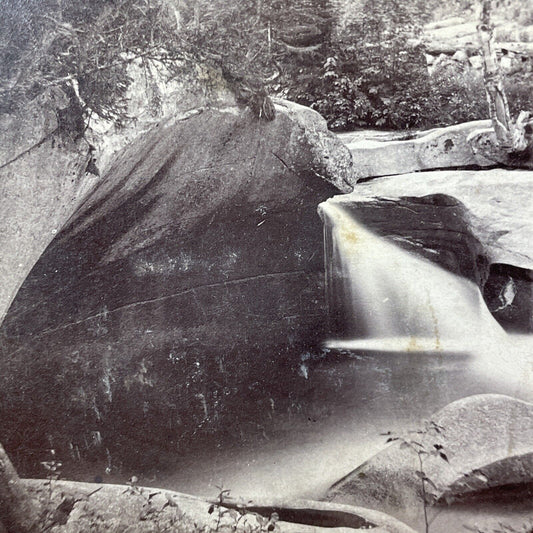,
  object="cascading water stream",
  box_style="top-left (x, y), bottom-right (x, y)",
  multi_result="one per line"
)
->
top-left (319, 201), bottom-right (506, 354)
